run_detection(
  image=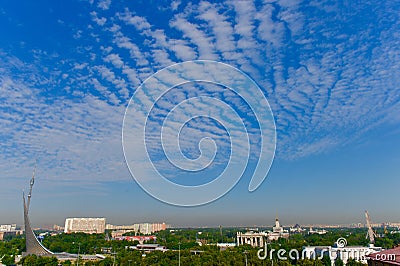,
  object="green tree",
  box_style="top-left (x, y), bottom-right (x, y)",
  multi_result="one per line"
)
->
top-left (346, 258), bottom-right (364, 266)
top-left (335, 258), bottom-right (344, 266)
top-left (1, 254), bottom-right (15, 266)
top-left (321, 255), bottom-right (331, 266)
top-left (98, 257), bottom-right (113, 266)
top-left (20, 254), bottom-right (38, 265)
